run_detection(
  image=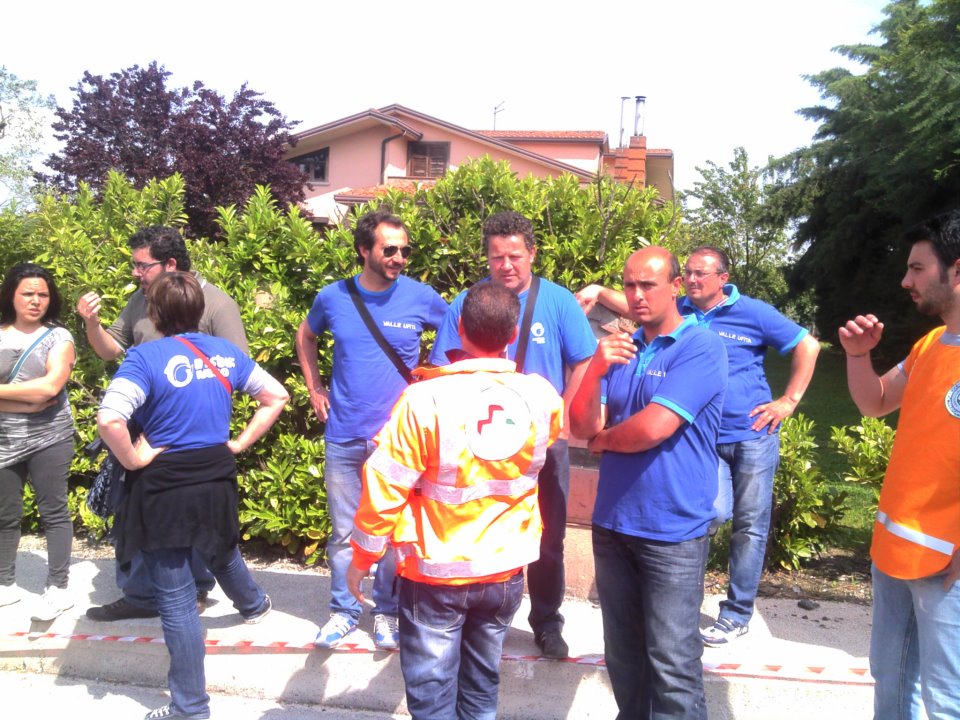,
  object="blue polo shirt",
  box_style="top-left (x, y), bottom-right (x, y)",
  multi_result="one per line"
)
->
top-left (306, 275), bottom-right (448, 443)
top-left (595, 317), bottom-right (727, 541)
top-left (430, 276), bottom-right (597, 394)
top-left (680, 284), bottom-right (807, 444)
